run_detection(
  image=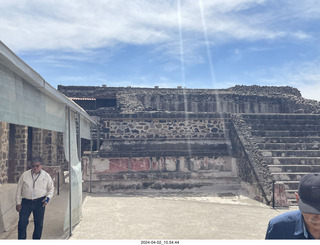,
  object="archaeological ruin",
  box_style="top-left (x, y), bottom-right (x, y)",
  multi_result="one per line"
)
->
top-left (1, 38), bottom-right (320, 232)
top-left (58, 85), bottom-right (320, 207)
